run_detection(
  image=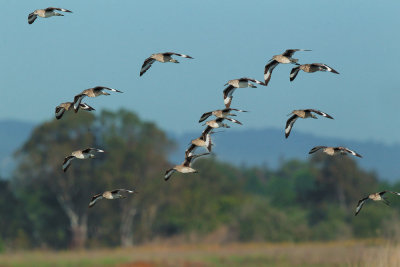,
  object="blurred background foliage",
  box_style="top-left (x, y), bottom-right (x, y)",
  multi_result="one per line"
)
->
top-left (1, 108), bottom-right (399, 250)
